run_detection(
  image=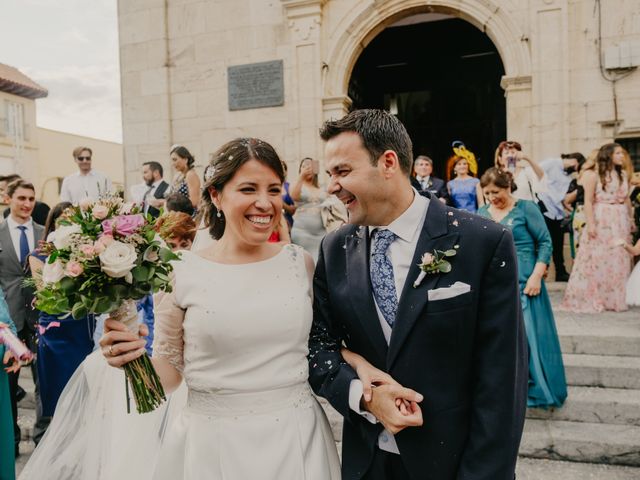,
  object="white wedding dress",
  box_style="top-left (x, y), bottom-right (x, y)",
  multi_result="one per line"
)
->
top-left (20, 244), bottom-right (340, 480)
